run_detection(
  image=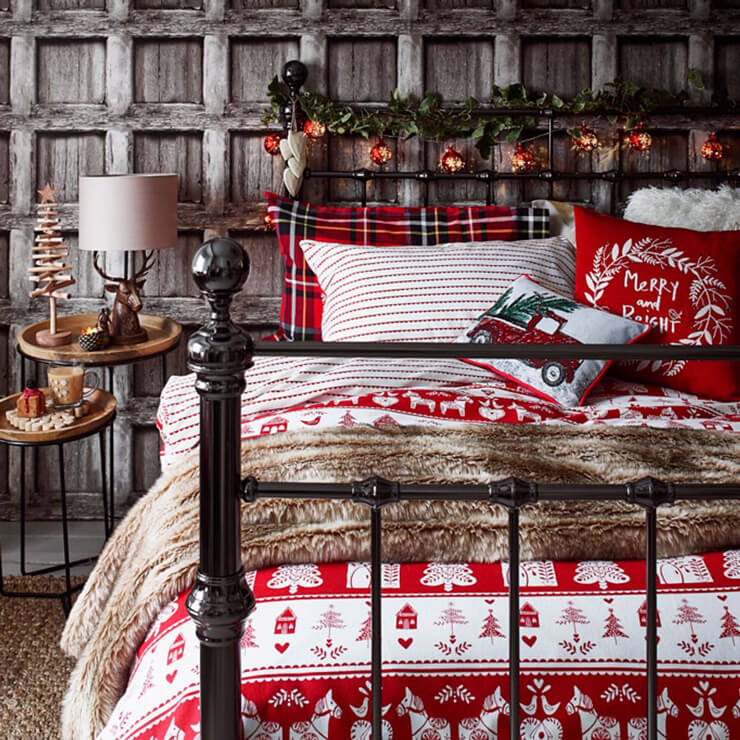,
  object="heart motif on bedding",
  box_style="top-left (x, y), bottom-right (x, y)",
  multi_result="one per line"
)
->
top-left (398, 638), bottom-right (413, 649)
top-left (717, 595), bottom-right (728, 601)
top-left (522, 635), bottom-right (537, 647)
top-left (166, 671), bottom-right (177, 684)
top-left (274, 642), bottom-right (290, 653)
top-left (603, 597), bottom-right (614, 604)
top-left (484, 599), bottom-right (496, 605)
